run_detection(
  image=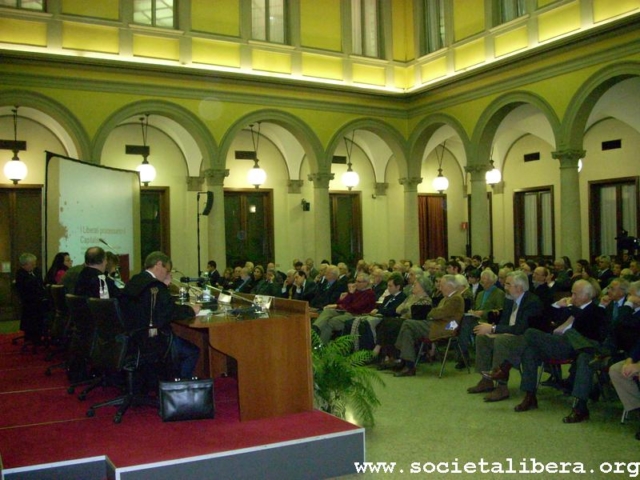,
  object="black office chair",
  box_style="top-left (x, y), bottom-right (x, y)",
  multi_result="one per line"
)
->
top-left (85, 298), bottom-right (160, 423)
top-left (44, 284), bottom-right (70, 362)
top-left (65, 294), bottom-right (100, 394)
